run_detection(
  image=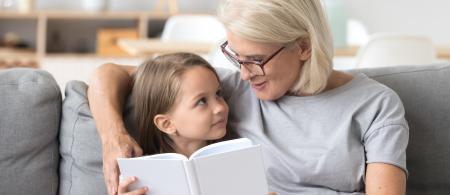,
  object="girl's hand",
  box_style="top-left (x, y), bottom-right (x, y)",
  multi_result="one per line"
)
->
top-left (118, 176), bottom-right (149, 195)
